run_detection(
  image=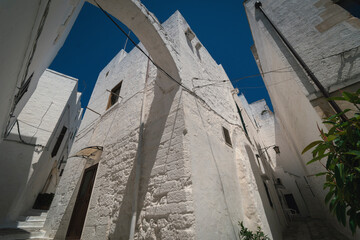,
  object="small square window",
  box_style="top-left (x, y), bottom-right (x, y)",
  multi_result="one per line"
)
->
top-left (15, 72), bottom-right (33, 105)
top-left (185, 28), bottom-right (195, 41)
top-left (107, 81), bottom-right (122, 110)
top-left (222, 127), bottom-right (232, 147)
top-left (51, 126), bottom-right (67, 157)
